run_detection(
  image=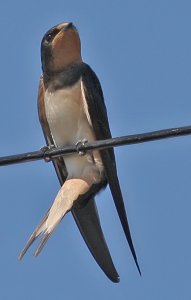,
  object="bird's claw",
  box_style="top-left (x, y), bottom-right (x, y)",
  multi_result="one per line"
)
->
top-left (40, 145), bottom-right (55, 162)
top-left (76, 139), bottom-right (88, 156)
